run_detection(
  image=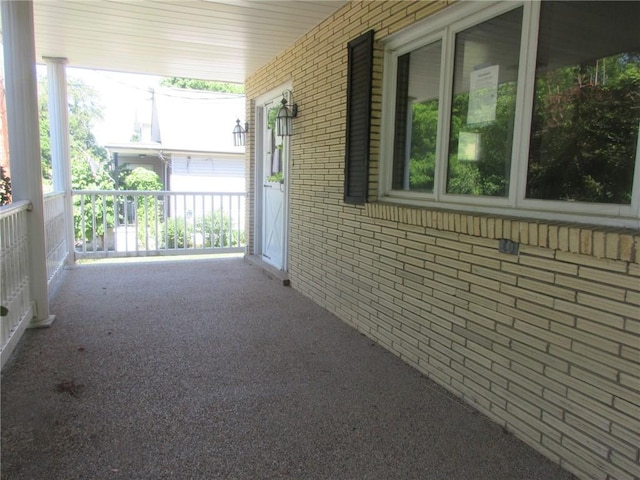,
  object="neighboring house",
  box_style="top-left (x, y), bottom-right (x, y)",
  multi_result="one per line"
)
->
top-left (104, 144), bottom-right (245, 193)
top-left (103, 88), bottom-right (246, 249)
top-left (170, 153), bottom-right (244, 193)
top-left (103, 143), bottom-right (169, 189)
top-left (106, 87), bottom-right (245, 193)
top-left (245, 3), bottom-right (639, 480)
